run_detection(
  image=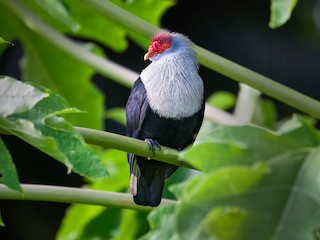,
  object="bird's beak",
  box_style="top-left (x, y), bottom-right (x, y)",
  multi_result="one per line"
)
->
top-left (144, 51), bottom-right (153, 61)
